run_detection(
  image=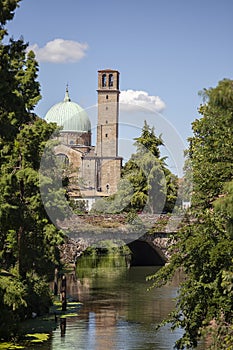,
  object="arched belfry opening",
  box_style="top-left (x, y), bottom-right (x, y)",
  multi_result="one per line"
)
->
top-left (109, 73), bottom-right (114, 87)
top-left (102, 74), bottom-right (107, 87)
